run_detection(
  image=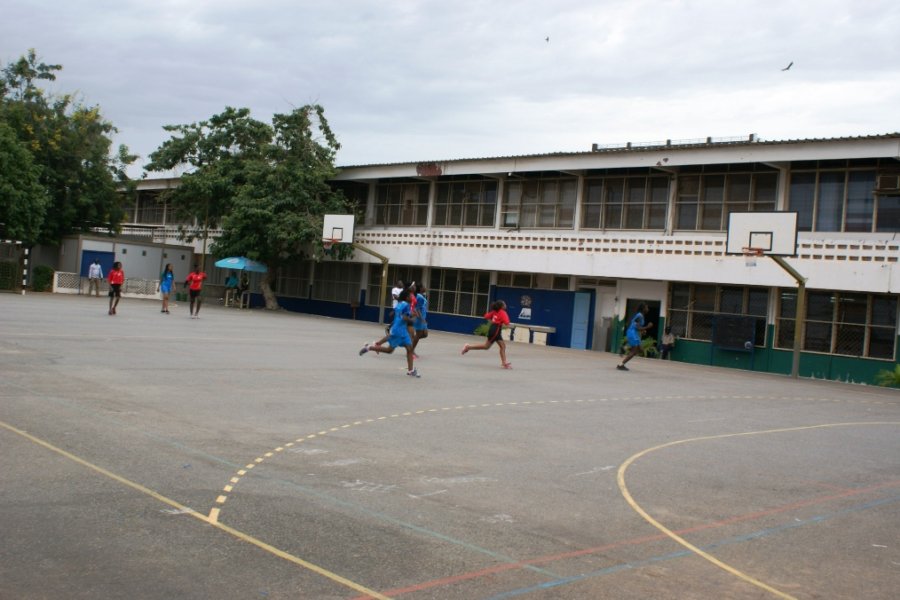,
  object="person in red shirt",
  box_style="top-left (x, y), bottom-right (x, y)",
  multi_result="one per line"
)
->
top-left (107, 261), bottom-right (125, 315)
top-left (461, 300), bottom-right (512, 368)
top-left (184, 265), bottom-right (208, 319)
